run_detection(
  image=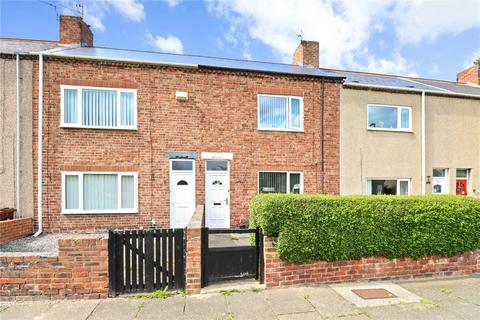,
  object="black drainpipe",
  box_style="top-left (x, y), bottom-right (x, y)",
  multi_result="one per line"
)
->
top-left (321, 78), bottom-right (325, 194)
